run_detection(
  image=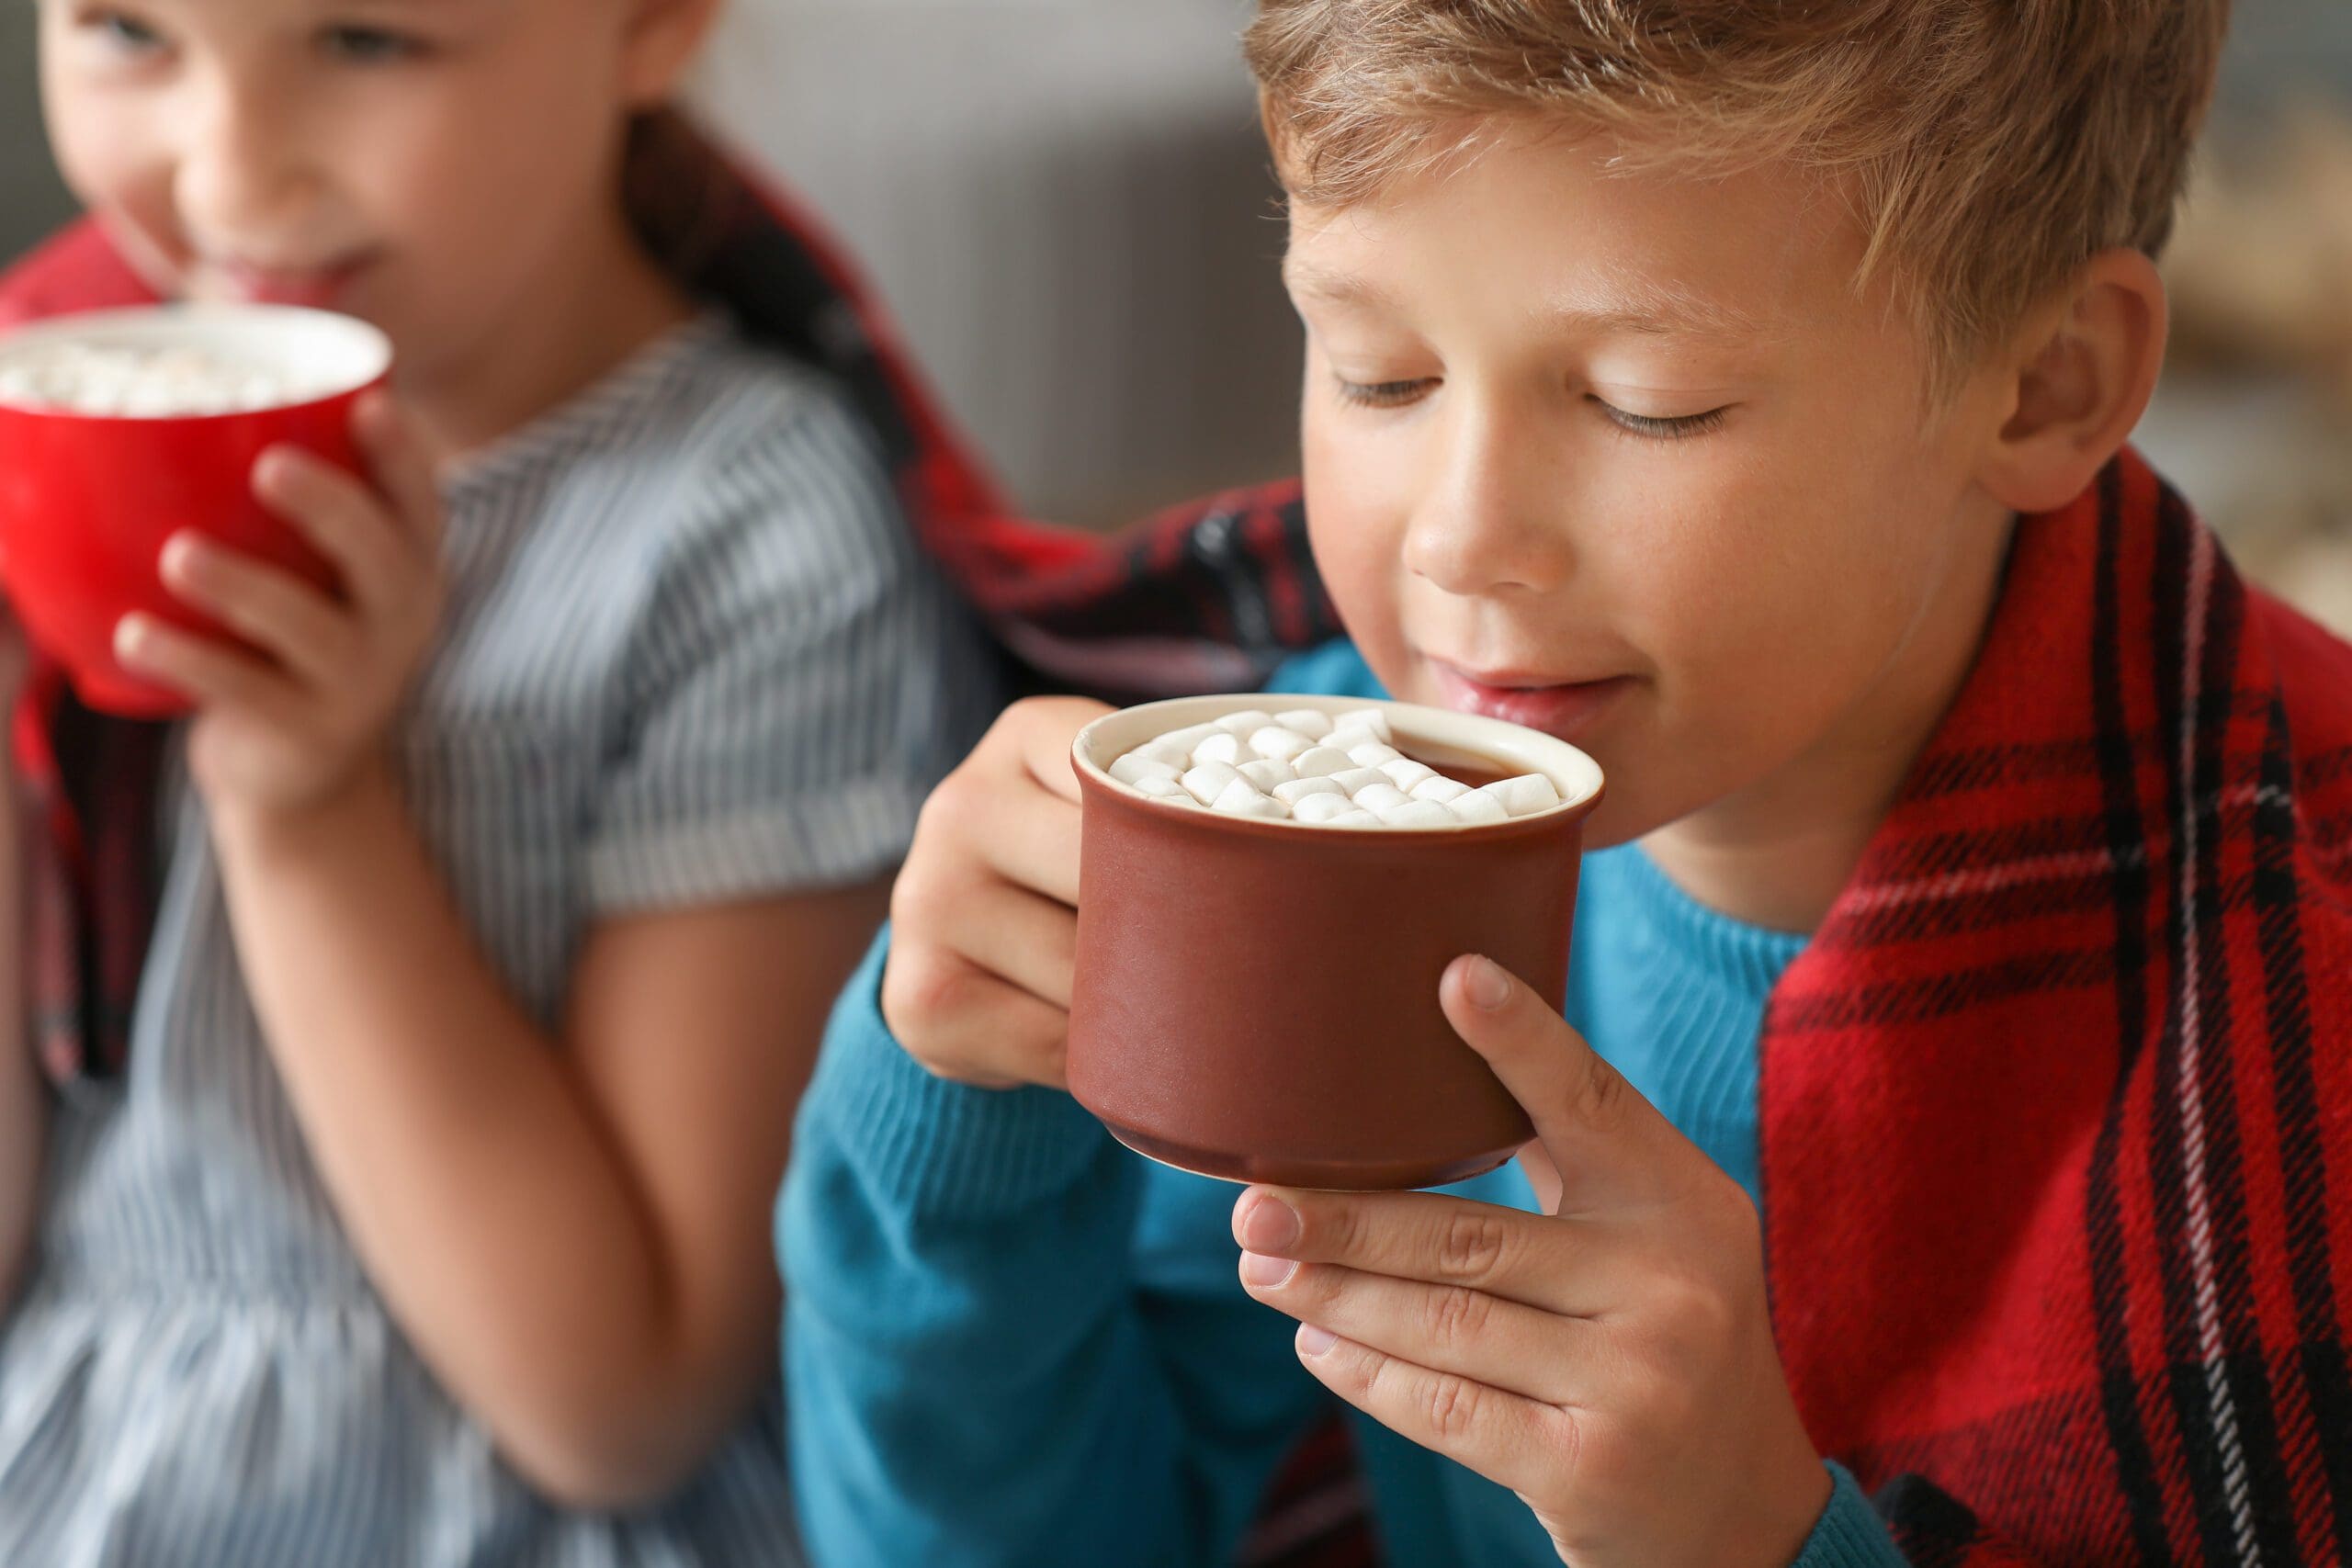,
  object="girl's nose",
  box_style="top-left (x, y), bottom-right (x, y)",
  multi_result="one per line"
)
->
top-left (175, 75), bottom-right (324, 257)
